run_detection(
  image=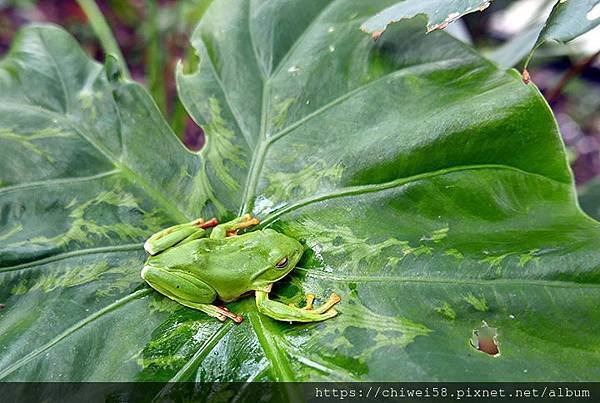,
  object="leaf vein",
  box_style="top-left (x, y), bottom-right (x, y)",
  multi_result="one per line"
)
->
top-left (270, 0), bottom-right (341, 78)
top-left (37, 31), bottom-right (71, 114)
top-left (261, 164), bottom-right (579, 226)
top-left (164, 322), bottom-right (233, 383)
top-left (0, 288), bottom-right (151, 380)
top-left (247, 312), bottom-right (295, 382)
top-left (0, 243), bottom-right (142, 273)
top-left (267, 57), bottom-right (471, 144)
top-left (0, 169), bottom-right (120, 196)
top-left (298, 268), bottom-right (600, 288)
top-left (0, 100), bottom-right (188, 222)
